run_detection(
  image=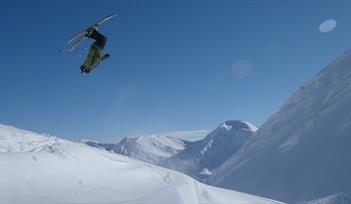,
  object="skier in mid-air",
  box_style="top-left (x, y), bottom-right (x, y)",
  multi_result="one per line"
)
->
top-left (80, 27), bottom-right (110, 74)
top-left (63, 13), bottom-right (117, 74)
